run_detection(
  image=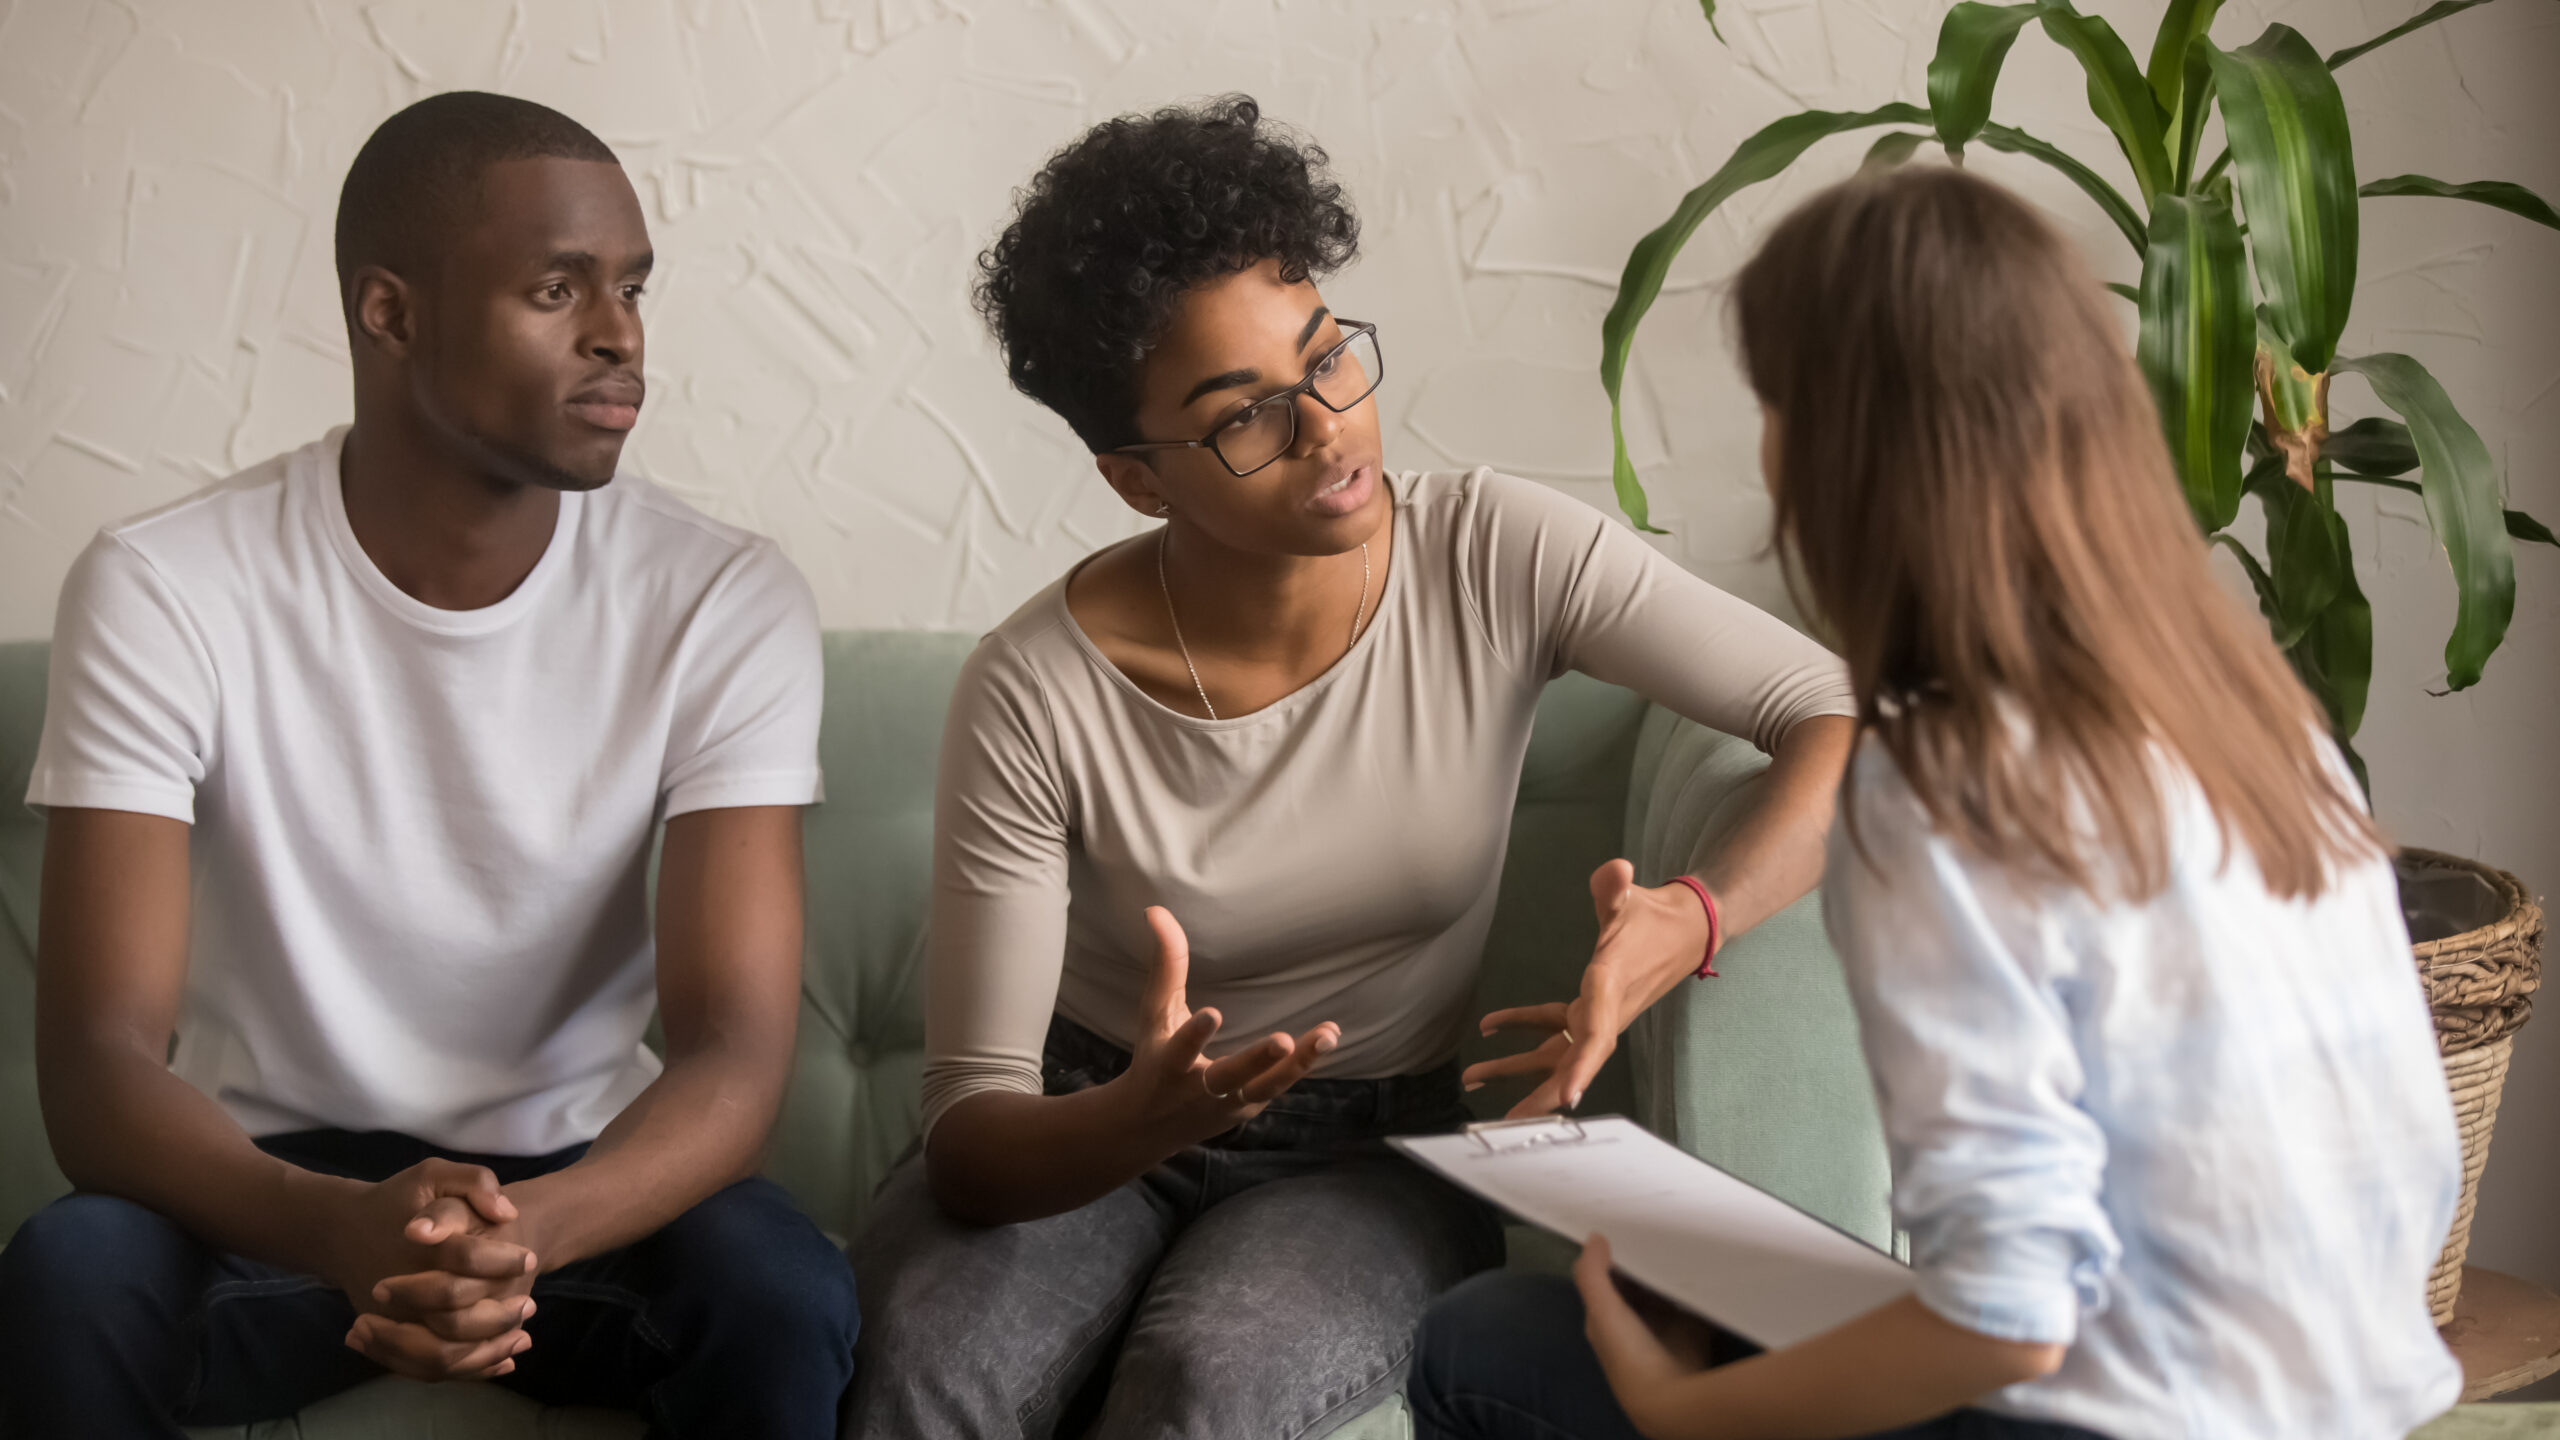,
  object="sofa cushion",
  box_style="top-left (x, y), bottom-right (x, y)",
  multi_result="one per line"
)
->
top-left (0, 641), bottom-right (65, 1238)
top-left (766, 630), bottom-right (976, 1243)
top-left (1620, 707), bottom-right (1894, 1248)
